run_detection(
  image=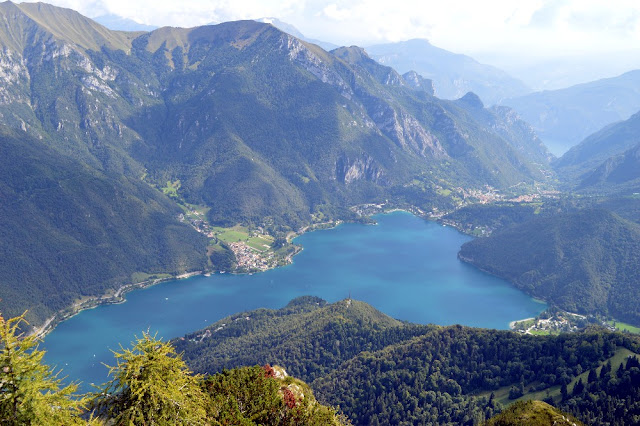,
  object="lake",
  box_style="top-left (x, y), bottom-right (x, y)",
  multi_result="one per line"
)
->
top-left (42, 211), bottom-right (545, 390)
